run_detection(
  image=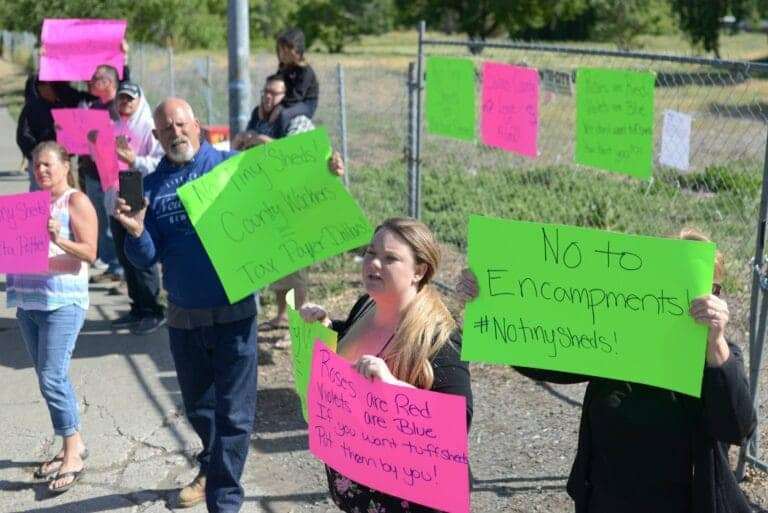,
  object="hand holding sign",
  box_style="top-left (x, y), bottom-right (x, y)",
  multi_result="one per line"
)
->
top-left (308, 342), bottom-right (470, 513)
top-left (462, 215), bottom-right (716, 397)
